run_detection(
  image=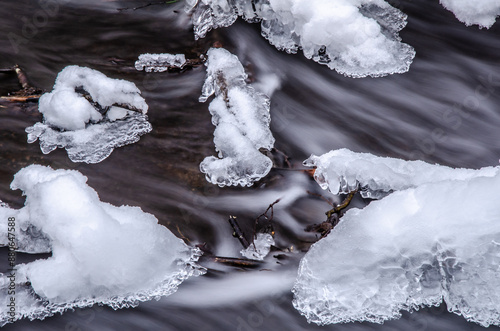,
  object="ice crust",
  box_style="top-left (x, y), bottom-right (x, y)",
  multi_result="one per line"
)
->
top-left (294, 149), bottom-right (500, 326)
top-left (0, 165), bottom-right (204, 326)
top-left (440, 0), bottom-right (500, 28)
top-left (186, 0), bottom-right (415, 77)
top-left (240, 233), bottom-right (275, 260)
top-left (26, 66), bottom-right (151, 163)
top-left (304, 148), bottom-right (498, 198)
top-left (199, 48), bottom-right (275, 187)
top-left (135, 53), bottom-right (187, 72)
